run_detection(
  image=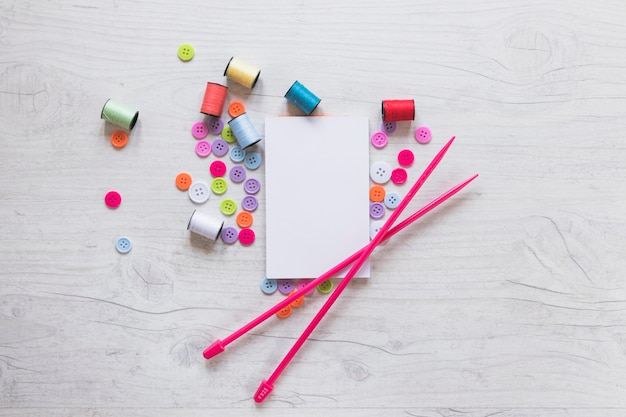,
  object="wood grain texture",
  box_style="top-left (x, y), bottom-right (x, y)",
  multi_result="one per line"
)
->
top-left (1, 0), bottom-right (625, 415)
